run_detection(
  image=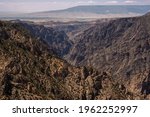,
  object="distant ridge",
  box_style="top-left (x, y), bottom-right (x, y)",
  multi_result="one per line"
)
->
top-left (145, 12), bottom-right (150, 16)
top-left (27, 5), bottom-right (150, 19)
top-left (55, 5), bottom-right (150, 14)
top-left (1, 5), bottom-right (150, 20)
